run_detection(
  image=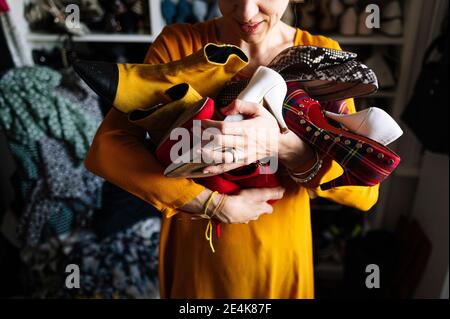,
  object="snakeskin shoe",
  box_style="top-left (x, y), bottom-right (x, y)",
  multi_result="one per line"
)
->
top-left (216, 45), bottom-right (378, 107)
